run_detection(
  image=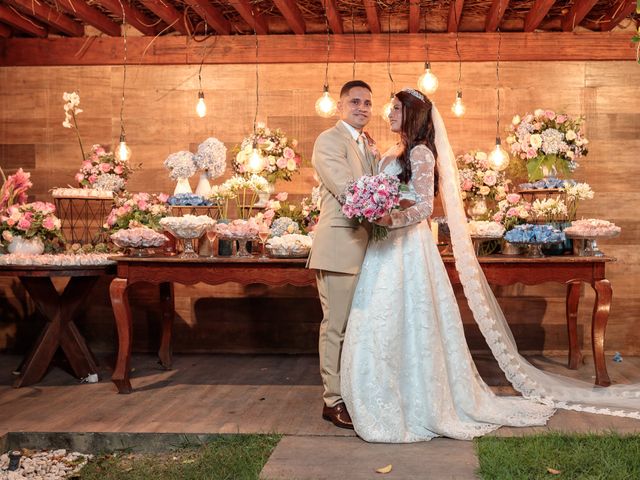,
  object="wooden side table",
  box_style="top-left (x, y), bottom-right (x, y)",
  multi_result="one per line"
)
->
top-left (0, 263), bottom-right (115, 387)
